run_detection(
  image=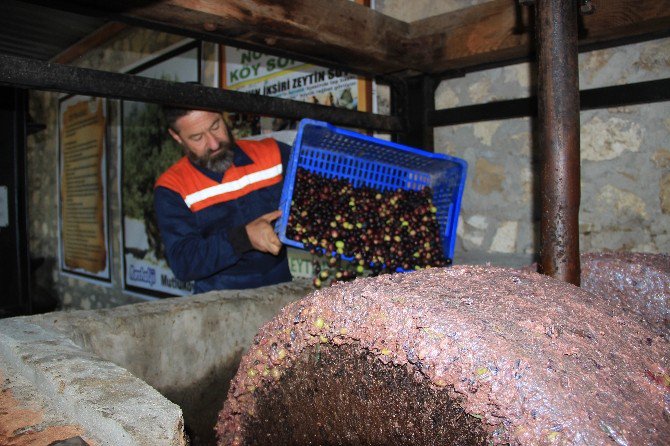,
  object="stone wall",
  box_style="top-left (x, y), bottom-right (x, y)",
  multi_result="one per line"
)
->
top-left (439, 39), bottom-right (669, 261)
